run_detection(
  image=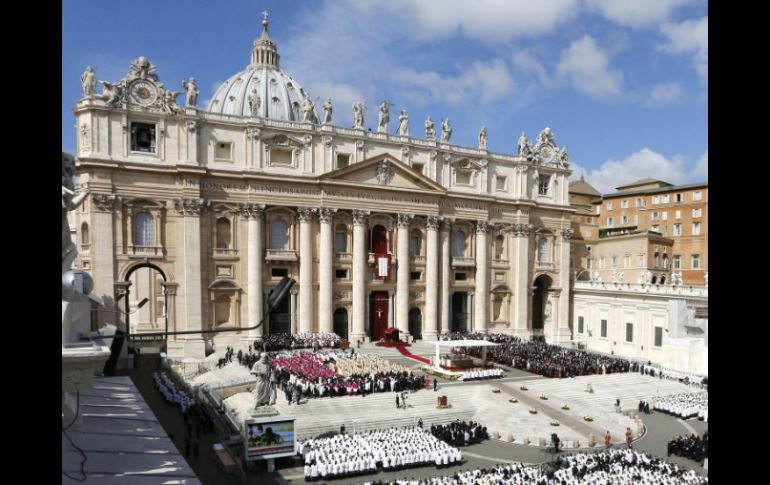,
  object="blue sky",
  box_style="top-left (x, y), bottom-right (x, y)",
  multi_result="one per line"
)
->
top-left (63, 0), bottom-right (707, 194)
